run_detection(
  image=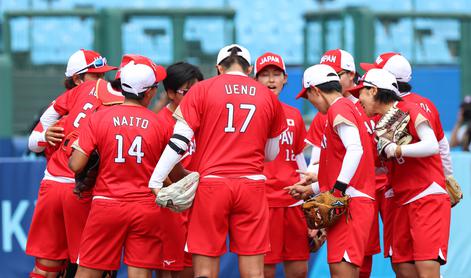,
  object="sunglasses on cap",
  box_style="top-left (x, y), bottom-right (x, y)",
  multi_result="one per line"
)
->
top-left (74, 57), bottom-right (108, 75)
